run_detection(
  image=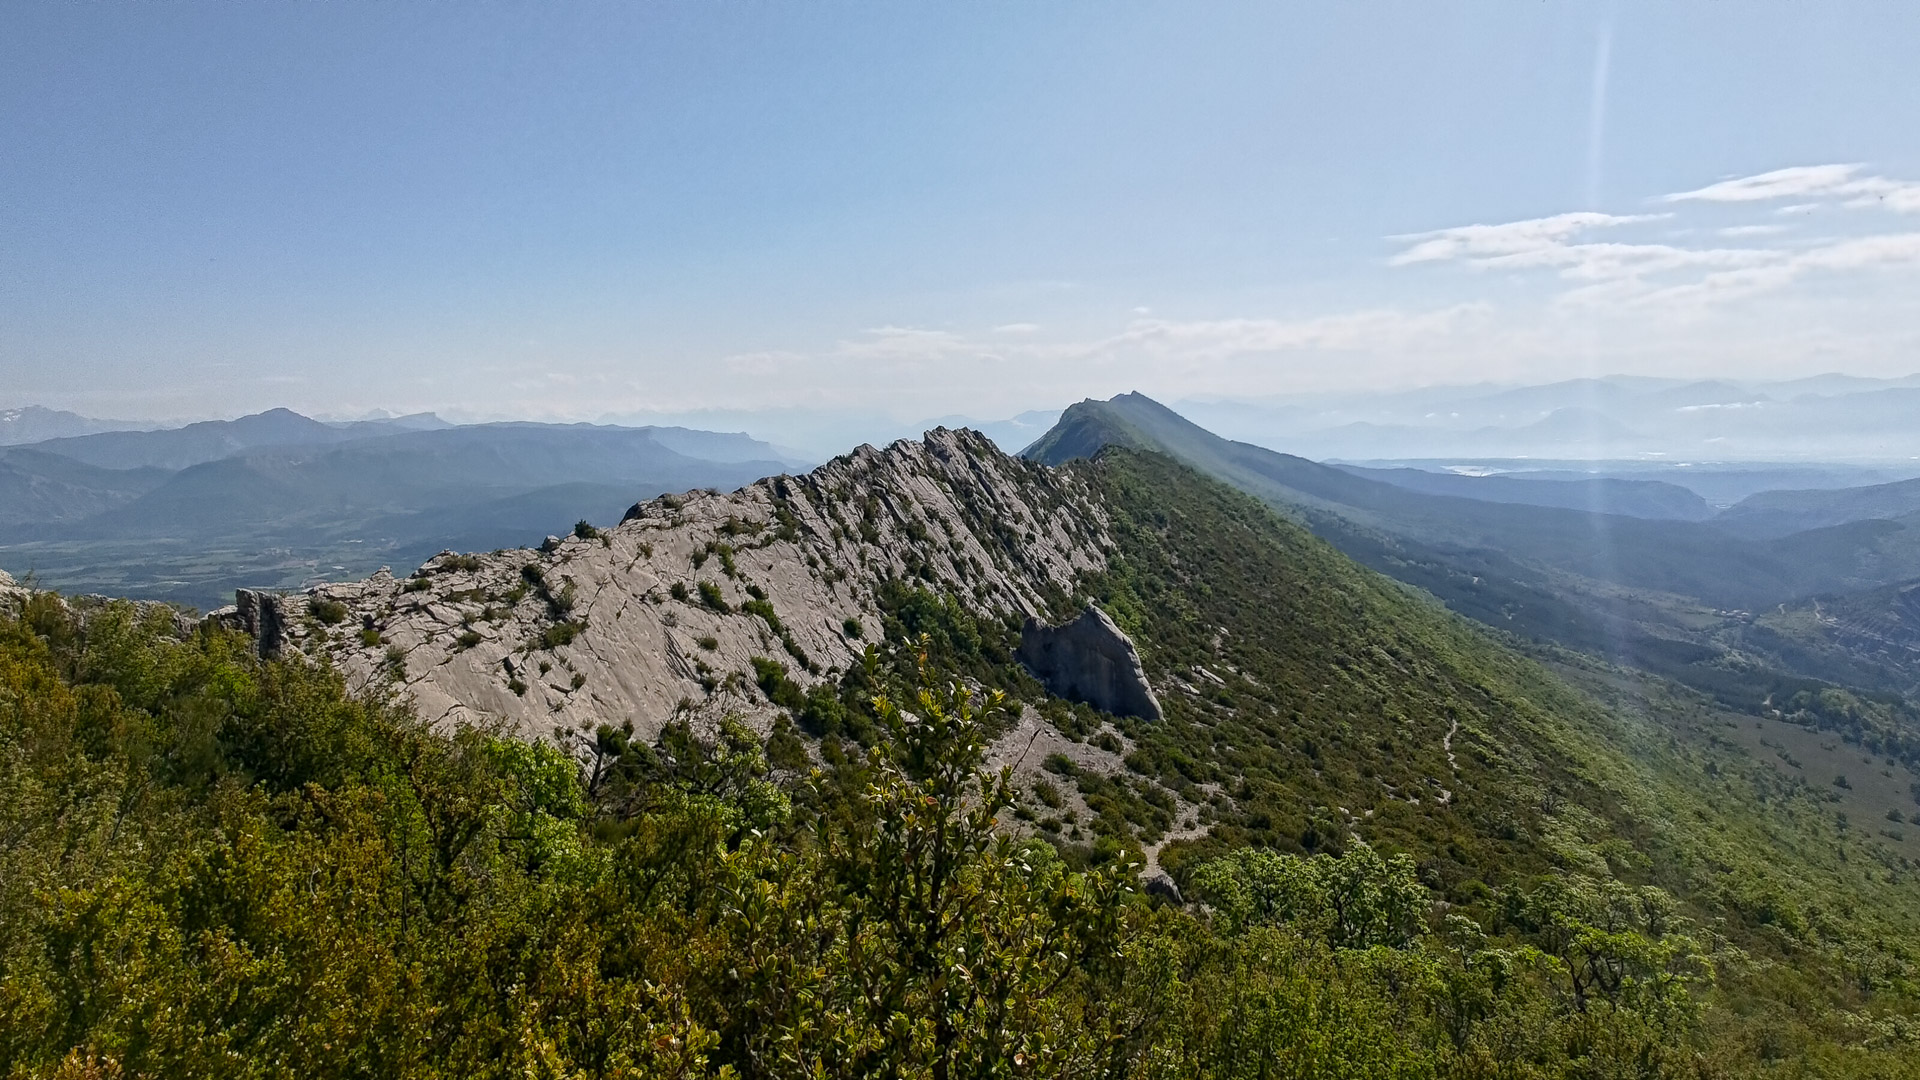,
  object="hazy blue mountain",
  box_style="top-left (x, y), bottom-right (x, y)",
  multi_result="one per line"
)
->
top-left (1717, 477), bottom-right (1920, 538)
top-left (1340, 462), bottom-right (1918, 508)
top-left (324, 411), bottom-right (455, 434)
top-left (0, 413), bottom-right (799, 608)
top-left (1336, 464), bottom-right (1714, 520)
top-left (27, 408), bottom-right (361, 470)
top-left (641, 425), bottom-right (815, 466)
top-left (0, 405), bottom-right (148, 445)
top-left (54, 423), bottom-right (786, 543)
top-left (0, 449), bottom-right (173, 528)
